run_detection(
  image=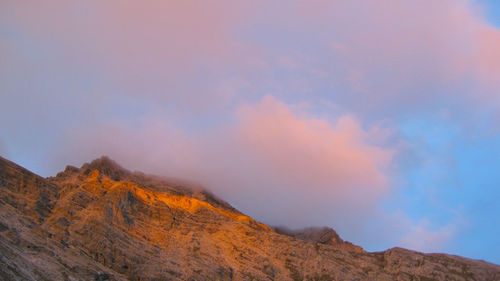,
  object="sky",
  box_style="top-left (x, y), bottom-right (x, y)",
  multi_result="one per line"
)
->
top-left (1, 0), bottom-right (499, 264)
